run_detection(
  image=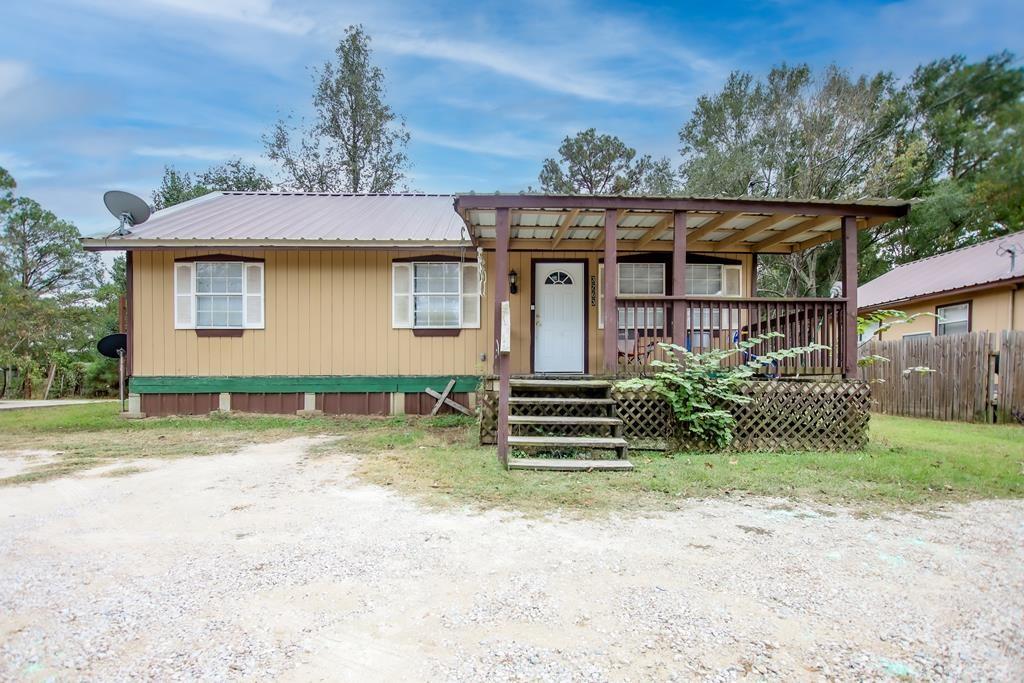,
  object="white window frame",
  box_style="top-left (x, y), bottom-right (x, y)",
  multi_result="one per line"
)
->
top-left (598, 262), bottom-right (742, 329)
top-left (173, 260), bottom-right (264, 330)
top-left (392, 260), bottom-right (481, 330)
top-left (936, 302), bottom-right (970, 337)
top-left (903, 331), bottom-right (932, 340)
